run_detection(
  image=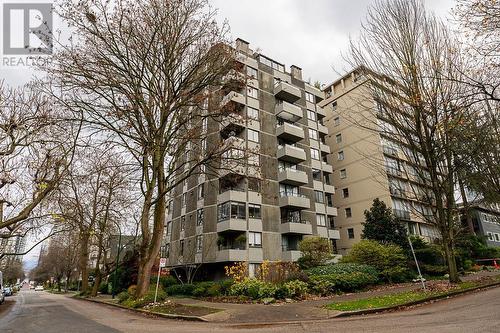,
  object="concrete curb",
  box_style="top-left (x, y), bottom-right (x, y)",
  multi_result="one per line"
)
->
top-left (333, 281), bottom-right (500, 318)
top-left (73, 296), bottom-right (211, 322)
